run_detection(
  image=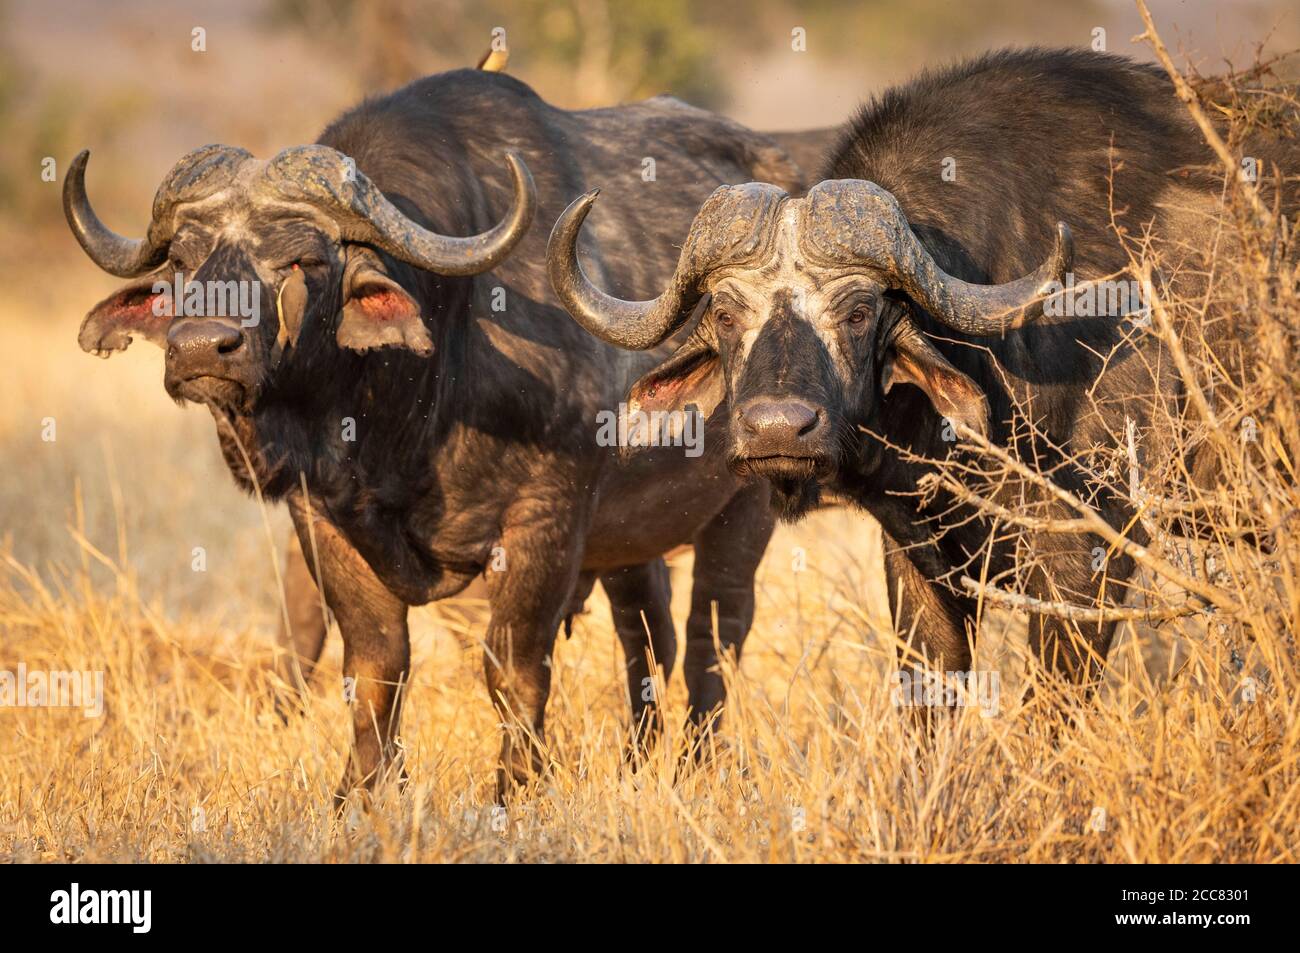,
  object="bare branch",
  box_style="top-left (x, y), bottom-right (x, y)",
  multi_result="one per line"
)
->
top-left (959, 576), bottom-right (1204, 623)
top-left (1133, 0), bottom-right (1274, 230)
